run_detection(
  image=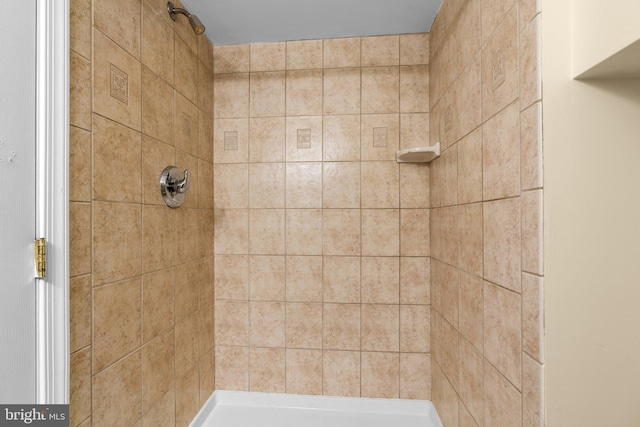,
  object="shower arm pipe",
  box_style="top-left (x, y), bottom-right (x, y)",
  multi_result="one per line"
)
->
top-left (168, 4), bottom-right (190, 18)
